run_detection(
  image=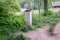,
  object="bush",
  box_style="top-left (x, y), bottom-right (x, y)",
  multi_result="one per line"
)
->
top-left (0, 0), bottom-right (20, 14)
top-left (49, 11), bottom-right (60, 32)
top-left (32, 11), bottom-right (60, 32)
top-left (7, 34), bottom-right (28, 40)
top-left (42, 10), bottom-right (54, 16)
top-left (49, 21), bottom-right (57, 32)
top-left (0, 0), bottom-right (21, 35)
top-left (32, 14), bottom-right (39, 25)
top-left (0, 14), bottom-right (25, 35)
